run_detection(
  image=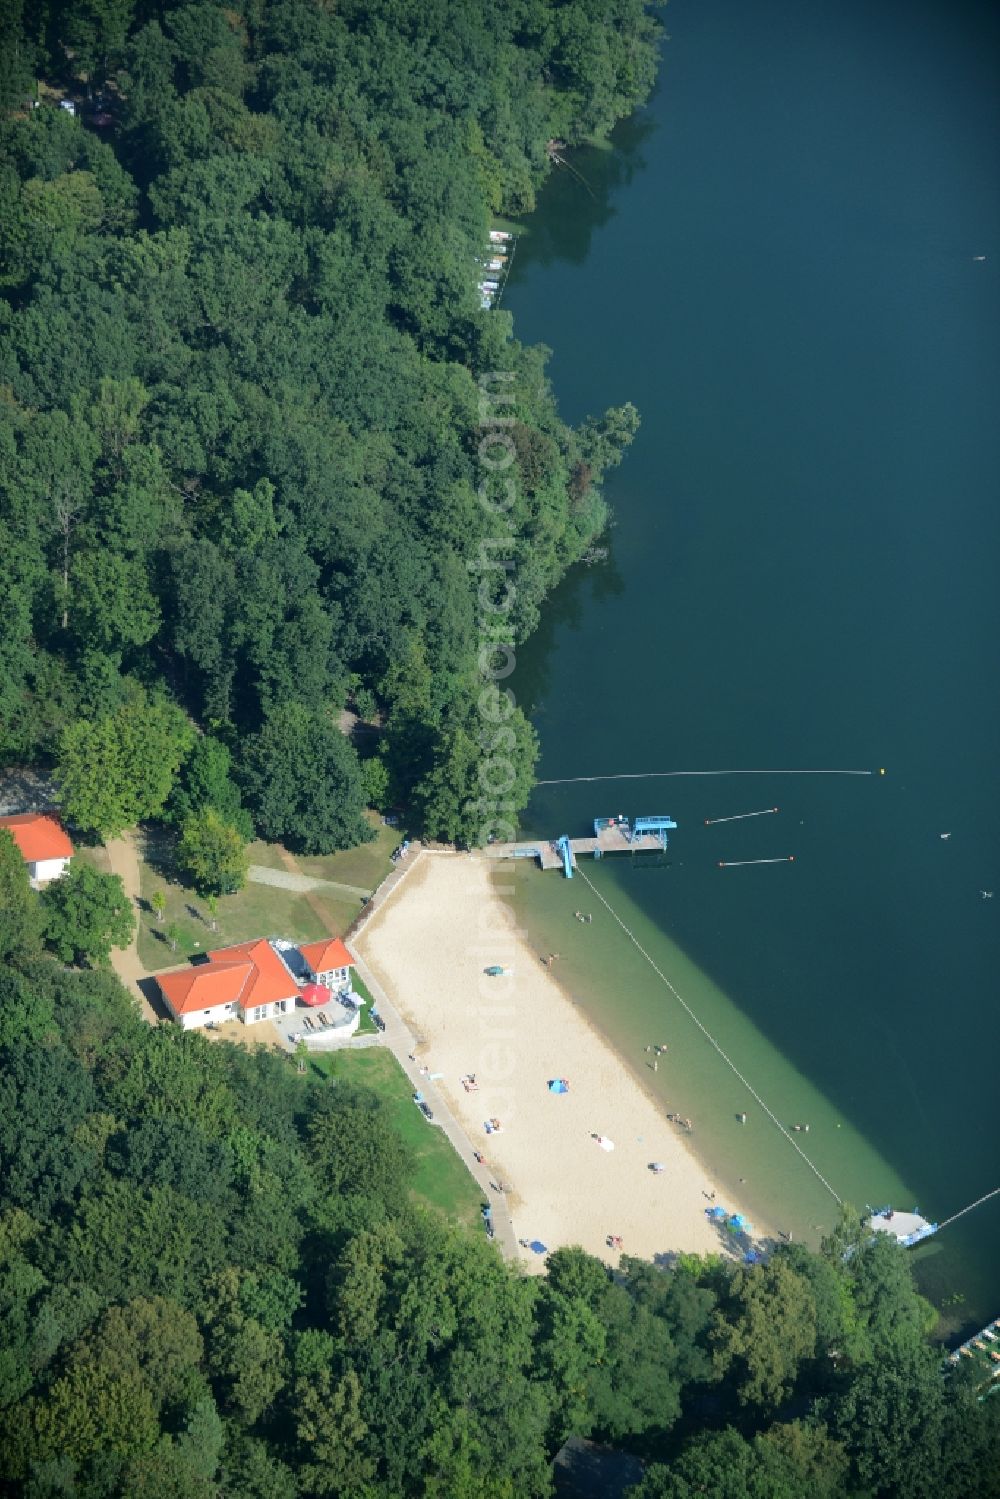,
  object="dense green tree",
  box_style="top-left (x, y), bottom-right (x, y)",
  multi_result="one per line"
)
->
top-left (0, 964), bottom-right (58, 1050)
top-left (166, 735), bottom-right (253, 838)
top-left (412, 688), bottom-right (539, 846)
top-left (201, 1268), bottom-right (287, 1426)
top-left (40, 862), bottom-right (134, 967)
top-left (78, 1295), bottom-right (205, 1410)
top-left (55, 688), bottom-right (194, 836)
top-left (709, 1259), bottom-right (817, 1414)
top-left (0, 827), bottom-right (43, 961)
top-left (305, 1084), bottom-right (412, 1227)
top-left (0, 1), bottom-right (36, 112)
top-left (633, 1421), bottom-right (850, 1499)
top-left (0, 1040), bottom-right (97, 1217)
top-left (240, 705), bottom-right (372, 854)
top-left (844, 1232), bottom-right (938, 1353)
top-left (176, 807), bottom-right (248, 896)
